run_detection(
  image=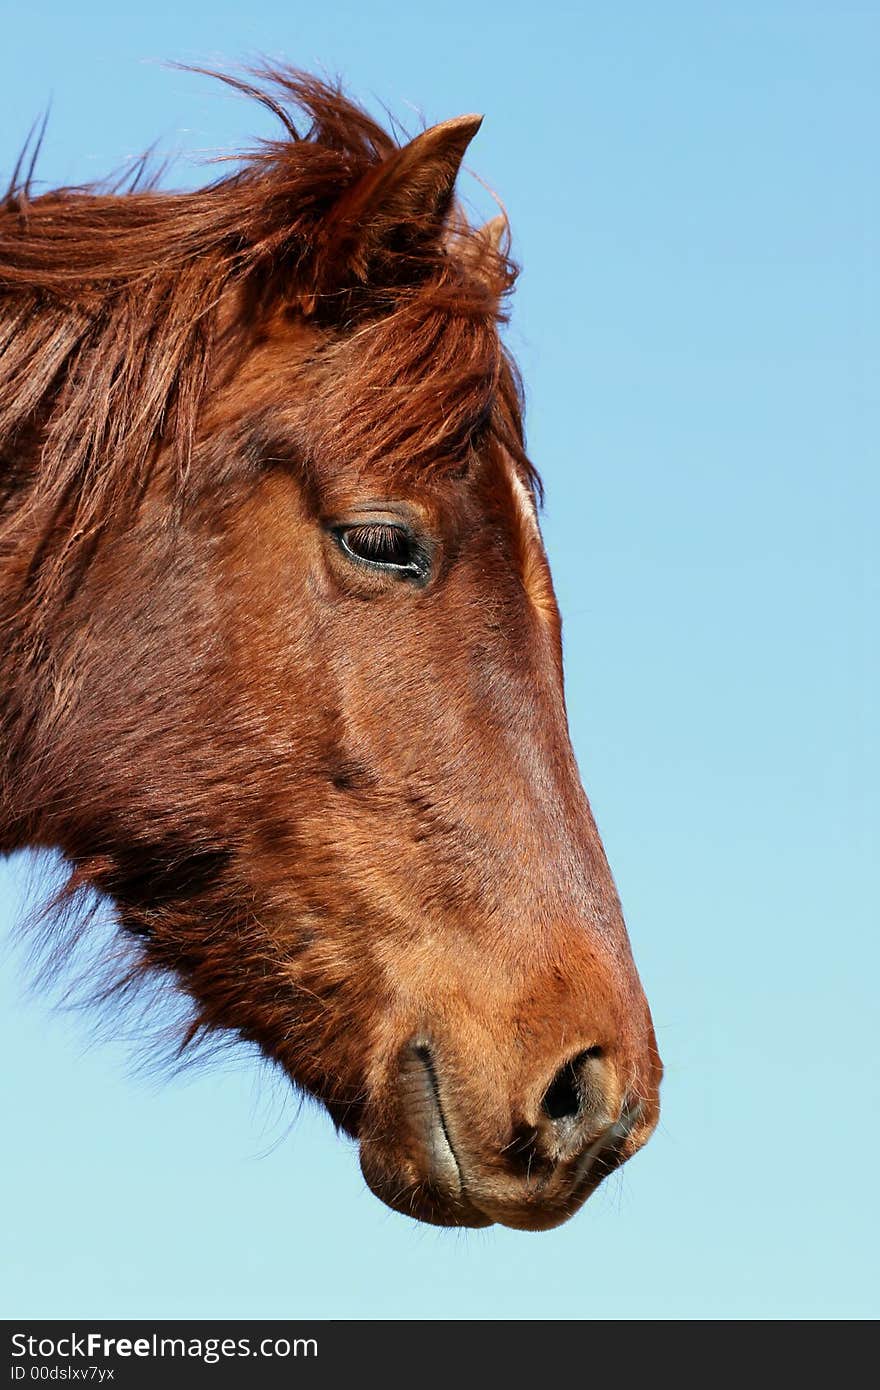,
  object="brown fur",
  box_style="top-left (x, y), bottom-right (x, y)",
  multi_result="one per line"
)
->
top-left (0, 67), bottom-right (660, 1230)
